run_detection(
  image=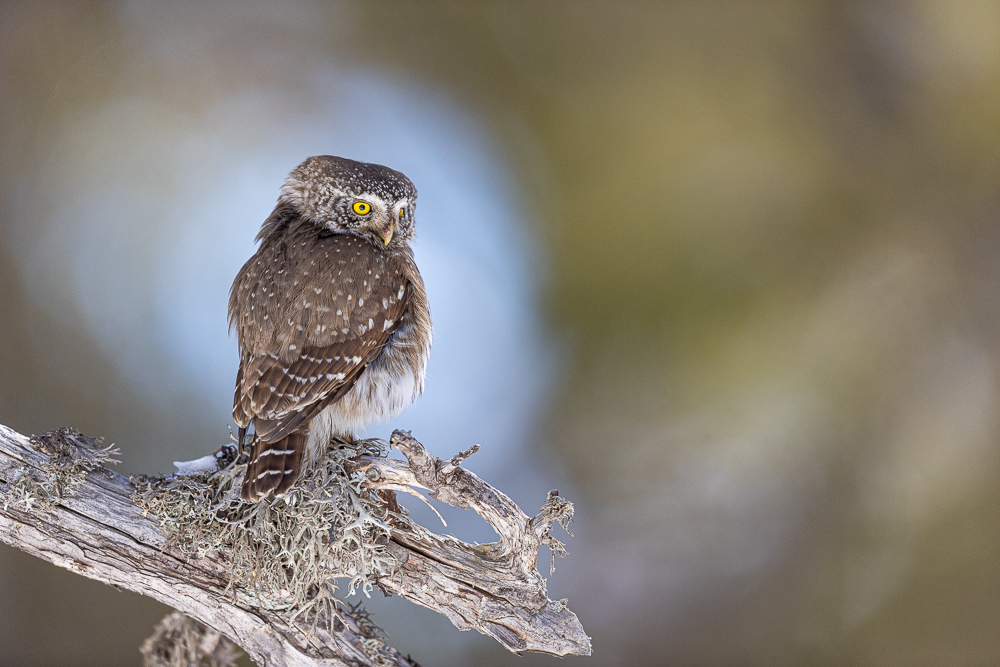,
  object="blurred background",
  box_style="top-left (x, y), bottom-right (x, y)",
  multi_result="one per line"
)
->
top-left (2, 1), bottom-right (1000, 665)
